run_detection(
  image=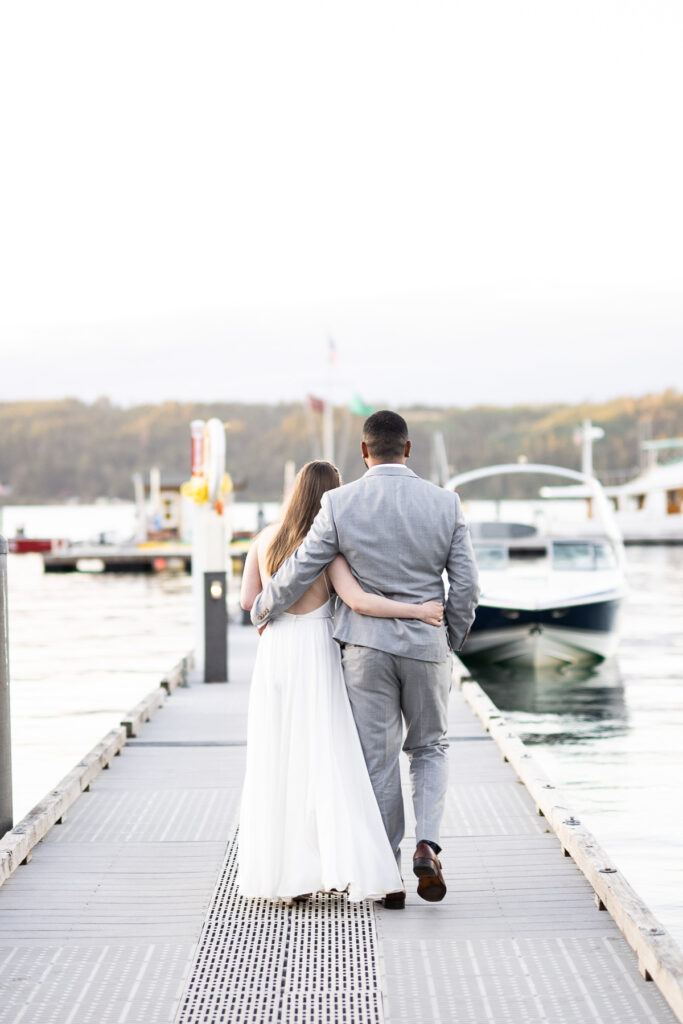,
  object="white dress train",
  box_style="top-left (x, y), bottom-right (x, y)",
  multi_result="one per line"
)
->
top-left (238, 599), bottom-right (402, 902)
